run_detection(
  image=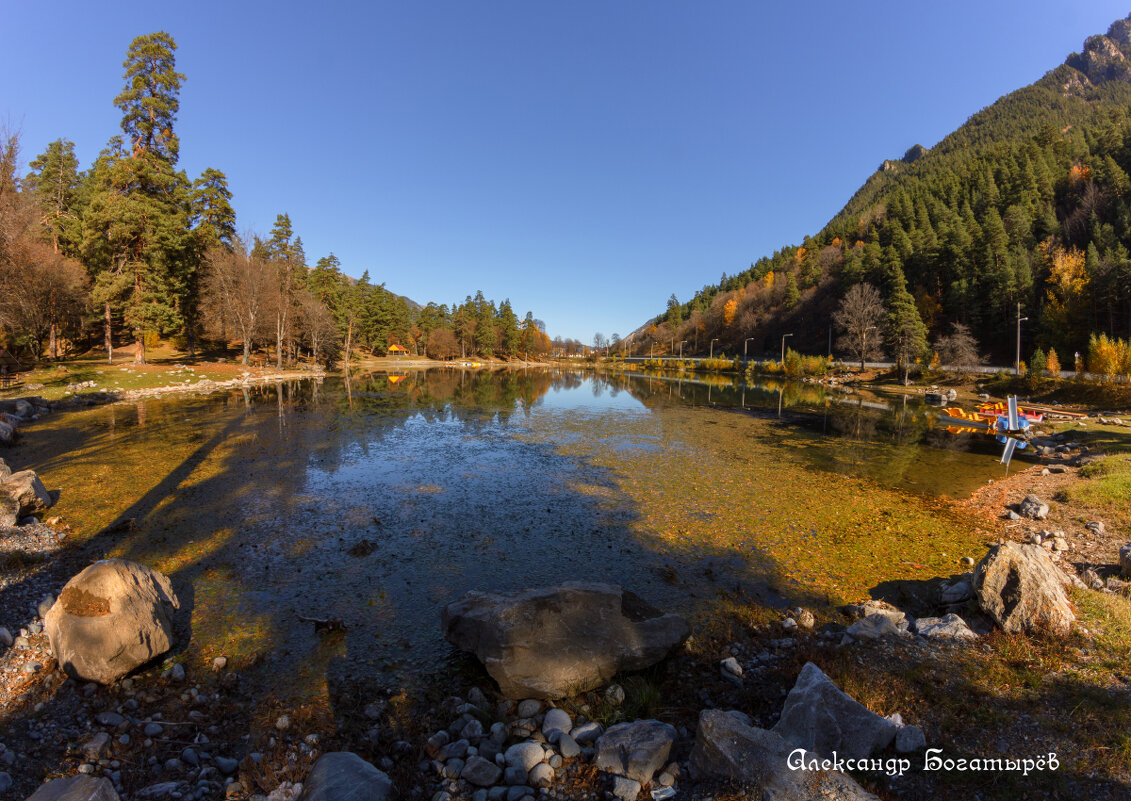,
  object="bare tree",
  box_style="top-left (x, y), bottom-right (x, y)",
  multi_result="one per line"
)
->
top-left (295, 289), bottom-right (338, 367)
top-left (203, 243), bottom-right (272, 364)
top-left (934, 322), bottom-right (985, 370)
top-left (832, 283), bottom-right (886, 371)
